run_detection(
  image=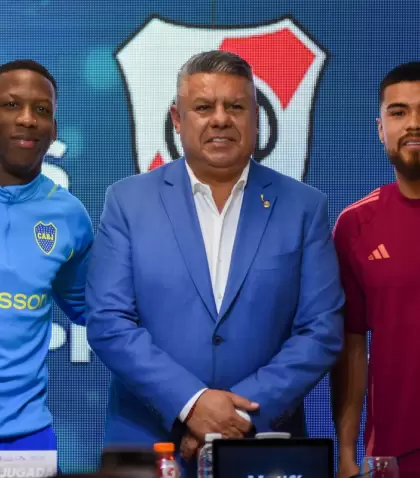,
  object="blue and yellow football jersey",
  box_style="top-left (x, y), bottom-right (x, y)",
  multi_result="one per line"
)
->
top-left (0, 173), bottom-right (93, 438)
